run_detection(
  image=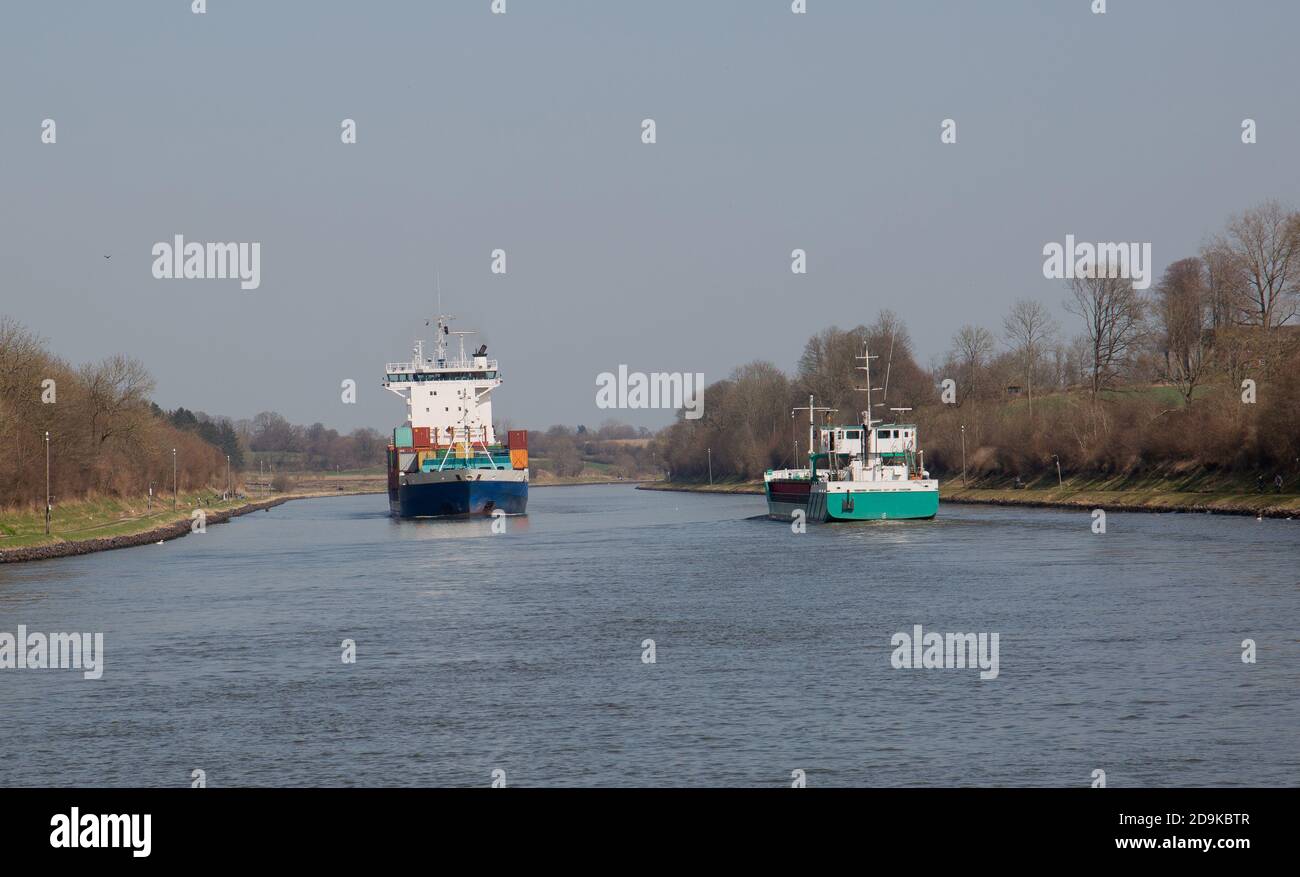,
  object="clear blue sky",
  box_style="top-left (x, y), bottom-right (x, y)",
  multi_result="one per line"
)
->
top-left (2, 1), bottom-right (1297, 432)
